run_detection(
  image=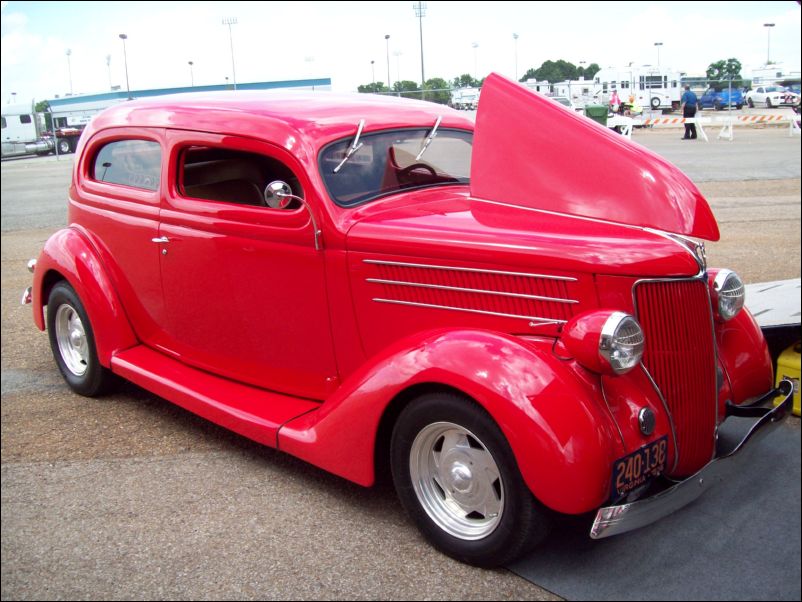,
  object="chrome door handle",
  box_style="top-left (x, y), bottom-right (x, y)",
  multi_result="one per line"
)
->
top-left (151, 236), bottom-right (170, 243)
